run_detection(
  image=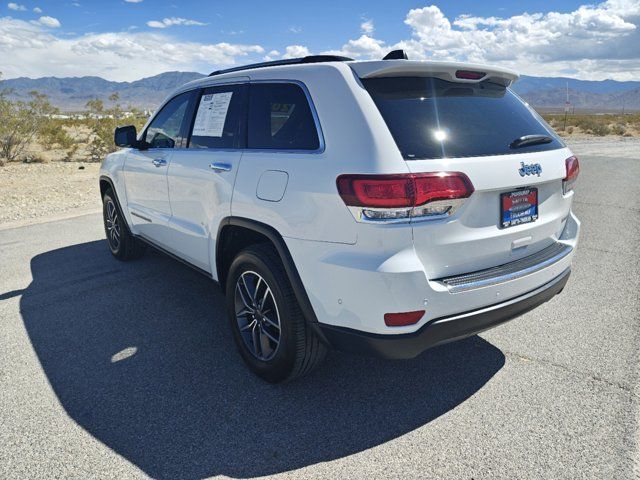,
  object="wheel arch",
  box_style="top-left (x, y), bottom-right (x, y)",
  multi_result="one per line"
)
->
top-left (99, 175), bottom-right (132, 235)
top-left (216, 217), bottom-right (324, 333)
